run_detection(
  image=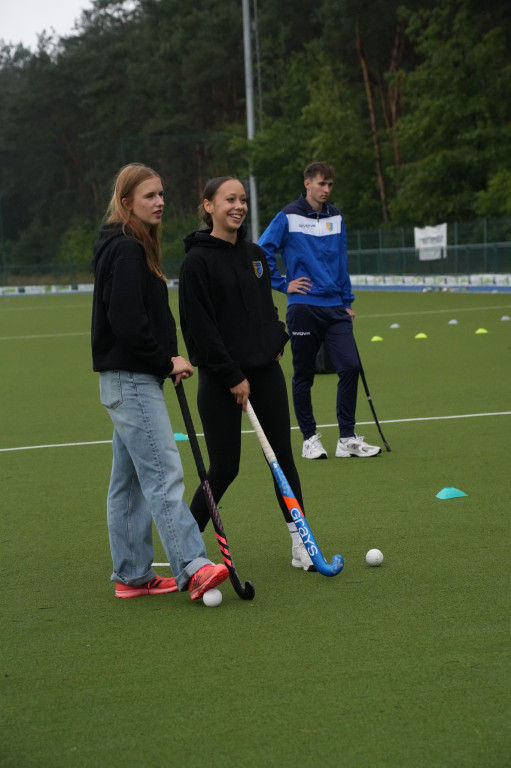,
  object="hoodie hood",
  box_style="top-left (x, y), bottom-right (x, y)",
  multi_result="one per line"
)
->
top-left (183, 225), bottom-right (248, 255)
top-left (91, 222), bottom-right (126, 273)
